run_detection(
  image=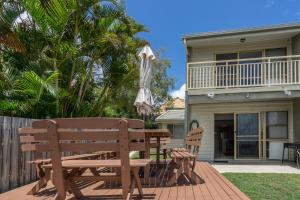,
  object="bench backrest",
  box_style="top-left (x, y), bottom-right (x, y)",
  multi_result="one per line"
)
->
top-left (20, 117), bottom-right (145, 154)
top-left (150, 137), bottom-right (171, 148)
top-left (185, 127), bottom-right (204, 156)
top-left (19, 117), bottom-right (145, 196)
